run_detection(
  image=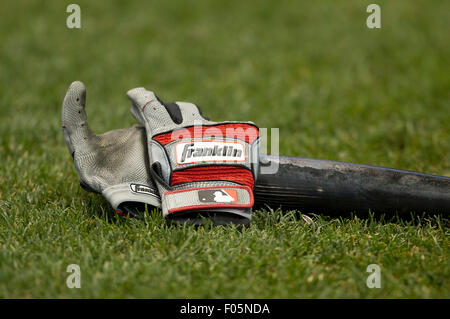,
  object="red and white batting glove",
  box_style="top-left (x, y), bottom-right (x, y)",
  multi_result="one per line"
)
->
top-left (127, 88), bottom-right (260, 225)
